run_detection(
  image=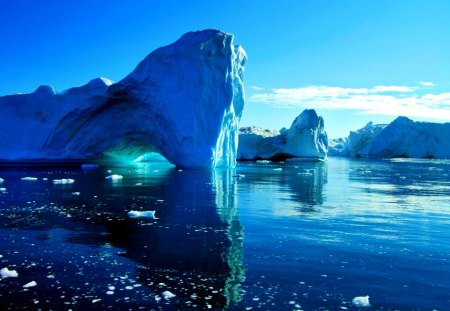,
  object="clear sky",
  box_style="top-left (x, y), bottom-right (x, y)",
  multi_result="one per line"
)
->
top-left (1, 0), bottom-right (450, 138)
